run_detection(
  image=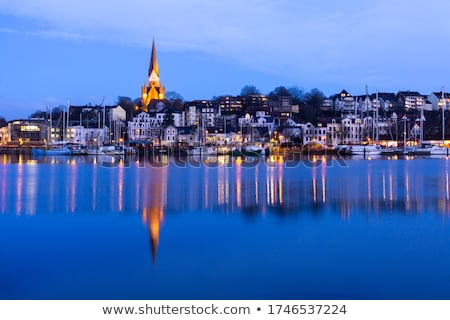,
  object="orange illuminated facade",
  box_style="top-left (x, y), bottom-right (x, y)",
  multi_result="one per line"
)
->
top-left (141, 40), bottom-right (165, 112)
